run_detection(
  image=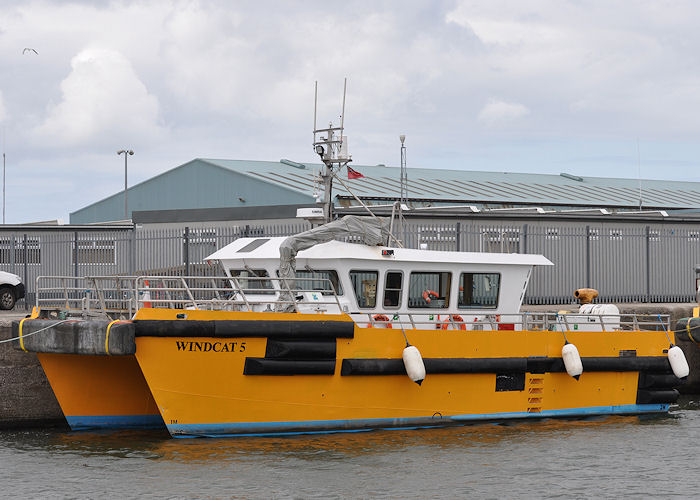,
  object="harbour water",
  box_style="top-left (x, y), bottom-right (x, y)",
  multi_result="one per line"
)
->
top-left (3, 398), bottom-right (700, 499)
